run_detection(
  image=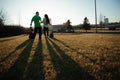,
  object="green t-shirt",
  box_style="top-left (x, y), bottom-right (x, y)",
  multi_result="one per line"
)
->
top-left (32, 15), bottom-right (41, 27)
